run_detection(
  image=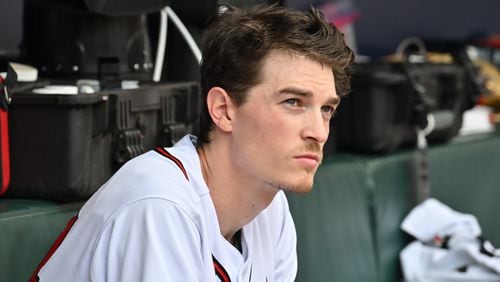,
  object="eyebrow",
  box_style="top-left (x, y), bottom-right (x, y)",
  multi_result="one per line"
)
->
top-left (278, 87), bottom-right (340, 106)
